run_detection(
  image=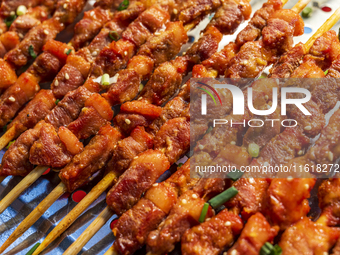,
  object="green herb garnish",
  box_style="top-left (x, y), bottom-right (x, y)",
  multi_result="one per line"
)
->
top-left (260, 242), bottom-right (282, 255)
top-left (109, 31), bottom-right (120, 41)
top-left (65, 49), bottom-right (72, 55)
top-left (25, 243), bottom-right (40, 255)
top-left (324, 70), bottom-right (329, 75)
top-left (5, 14), bottom-right (17, 27)
top-left (178, 163), bottom-right (183, 167)
top-left (6, 140), bottom-right (15, 149)
top-left (117, 0), bottom-right (129, 11)
top-left (198, 203), bottom-right (209, 223)
top-left (208, 187), bottom-right (238, 209)
top-left (28, 45), bottom-right (37, 59)
top-left (227, 170), bottom-right (244, 181)
top-left (55, 99), bottom-right (60, 105)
